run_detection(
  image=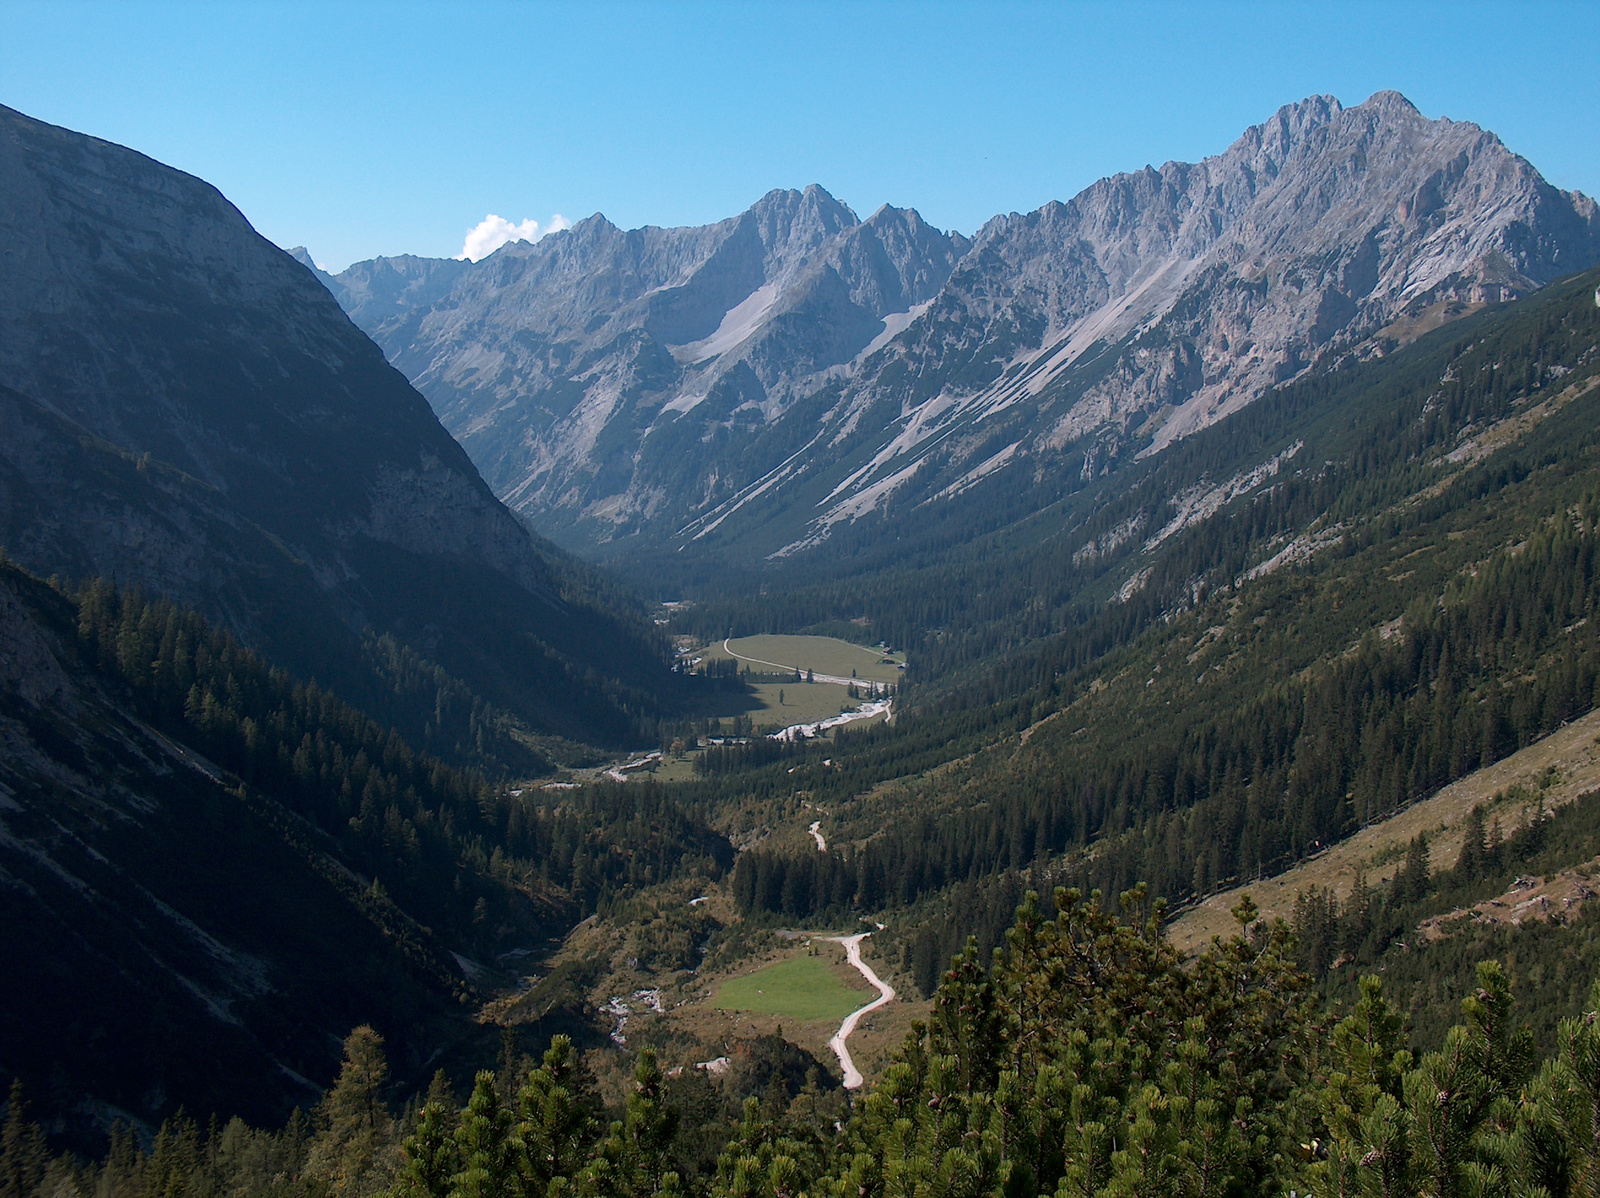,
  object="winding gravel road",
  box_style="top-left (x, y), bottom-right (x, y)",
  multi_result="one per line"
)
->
top-left (826, 933), bottom-right (895, 1089)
